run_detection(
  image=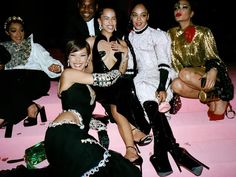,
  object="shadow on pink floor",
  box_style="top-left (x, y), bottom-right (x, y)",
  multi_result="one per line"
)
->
top-left (1, 66), bottom-right (236, 177)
